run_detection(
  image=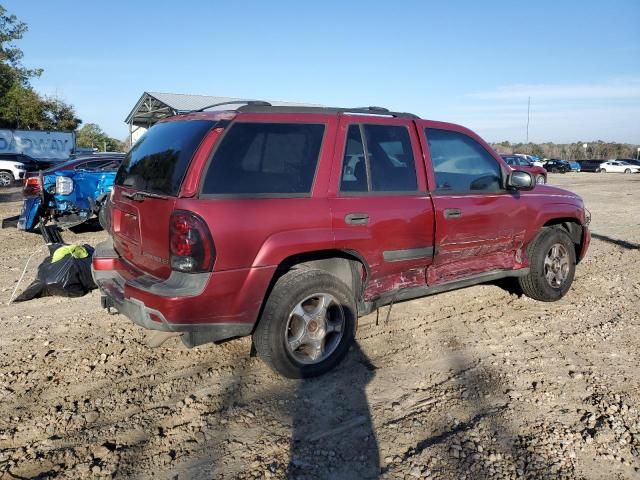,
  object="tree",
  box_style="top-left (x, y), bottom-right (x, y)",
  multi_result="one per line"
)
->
top-left (76, 123), bottom-right (124, 152)
top-left (0, 4), bottom-right (80, 130)
top-left (0, 5), bottom-right (42, 87)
